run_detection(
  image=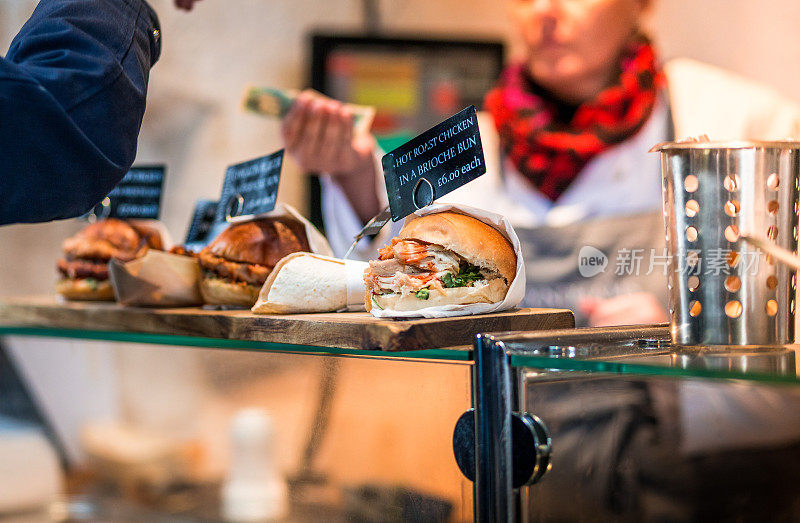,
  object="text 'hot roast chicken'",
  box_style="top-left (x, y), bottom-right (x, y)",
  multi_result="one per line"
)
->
top-left (57, 219), bottom-right (164, 301)
top-left (198, 217), bottom-right (310, 307)
top-left (364, 211), bottom-right (516, 312)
